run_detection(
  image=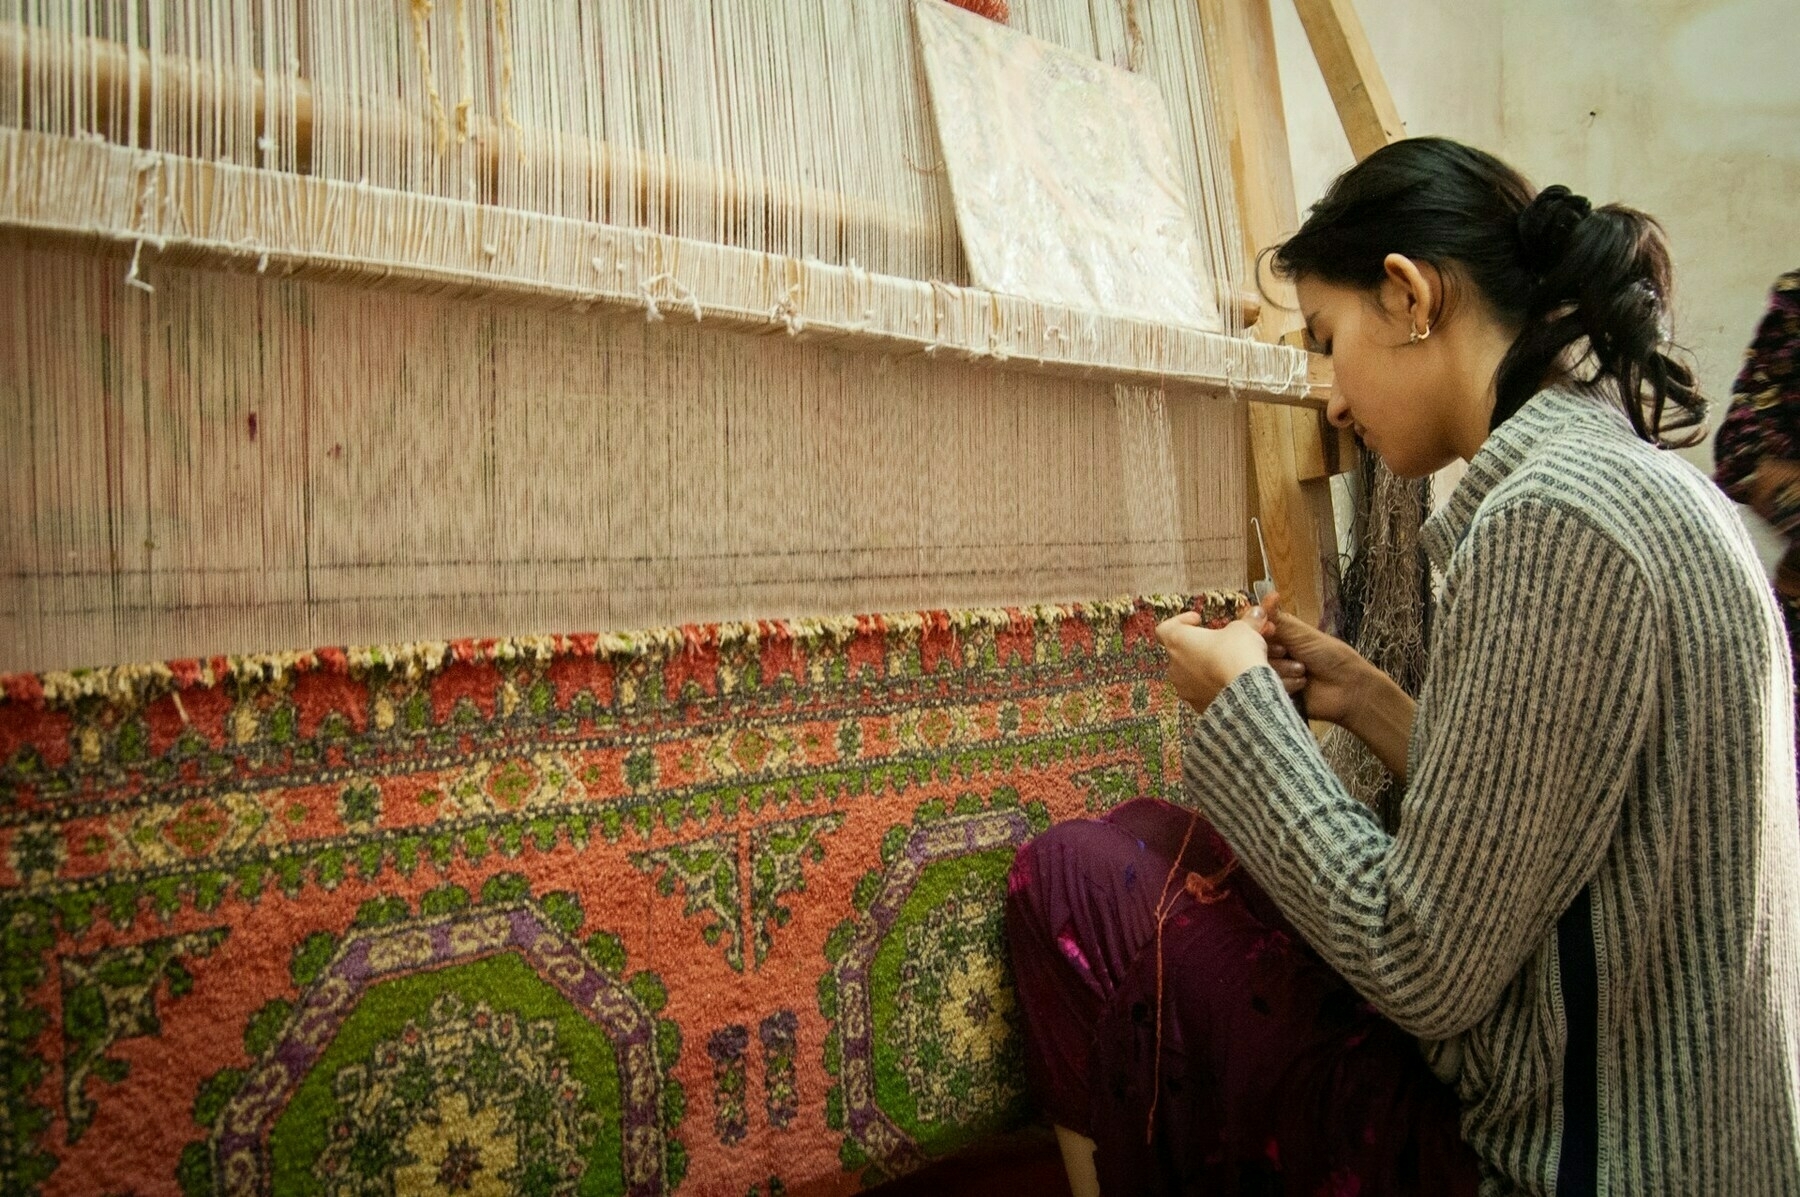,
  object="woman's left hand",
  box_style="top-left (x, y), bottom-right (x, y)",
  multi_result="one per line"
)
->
top-left (1155, 605), bottom-right (1275, 713)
